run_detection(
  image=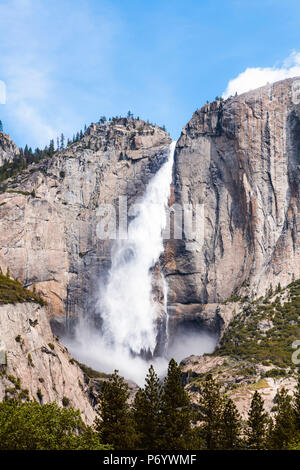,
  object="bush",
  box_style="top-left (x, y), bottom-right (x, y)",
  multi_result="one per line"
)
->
top-left (0, 400), bottom-right (110, 450)
top-left (62, 396), bottom-right (70, 407)
top-left (263, 368), bottom-right (287, 378)
top-left (0, 273), bottom-right (46, 306)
